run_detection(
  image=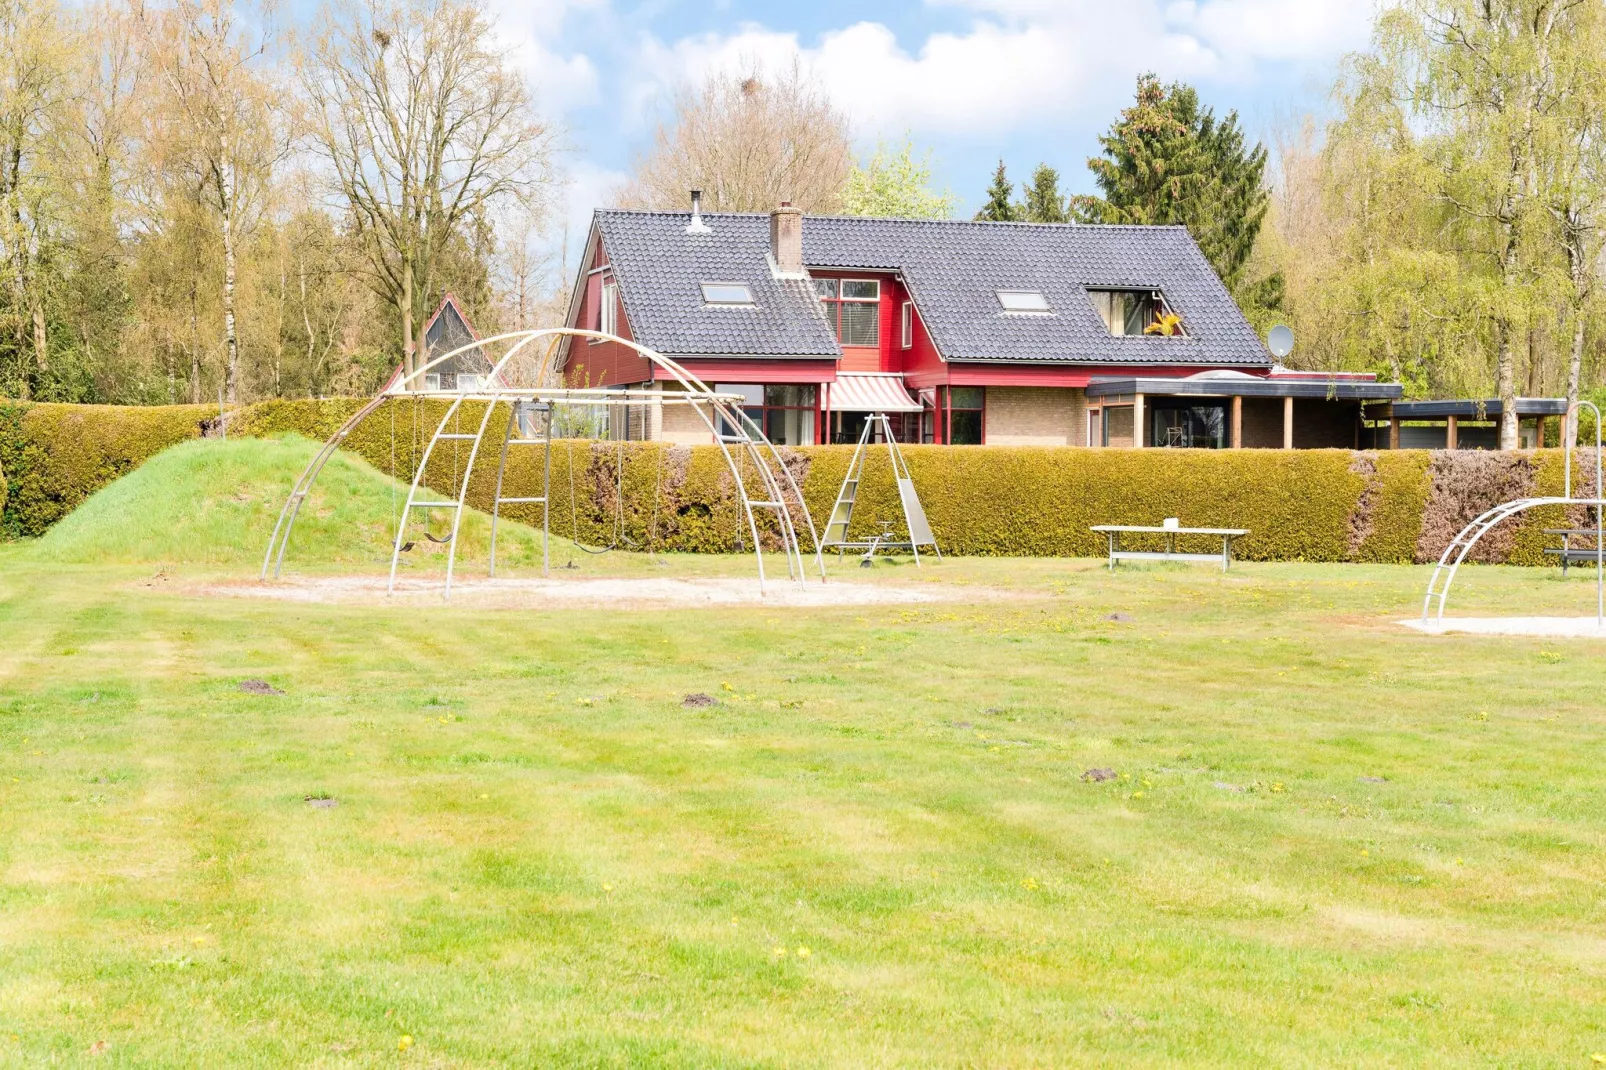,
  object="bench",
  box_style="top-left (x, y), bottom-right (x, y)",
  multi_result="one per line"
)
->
top-left (1543, 528), bottom-right (1605, 575)
top-left (1091, 524), bottom-right (1250, 573)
